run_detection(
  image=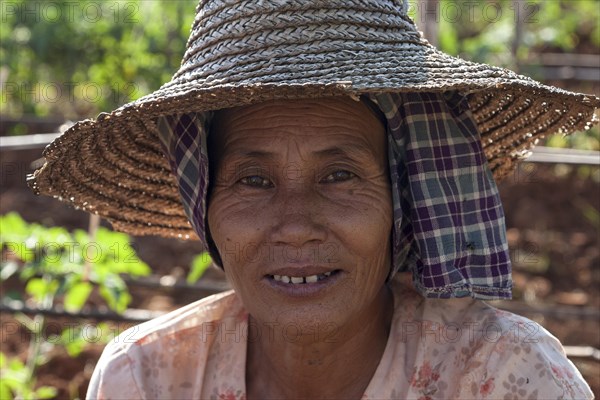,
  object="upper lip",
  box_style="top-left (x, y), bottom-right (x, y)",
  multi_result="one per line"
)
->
top-left (265, 265), bottom-right (340, 278)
